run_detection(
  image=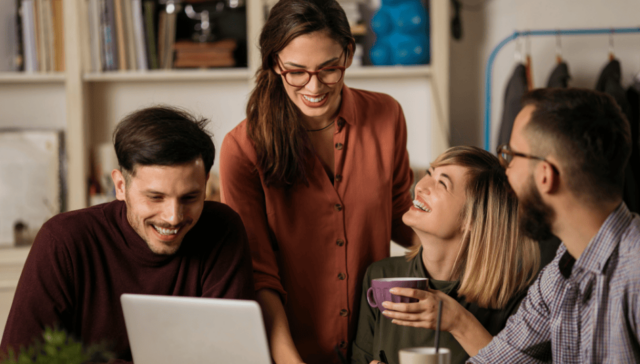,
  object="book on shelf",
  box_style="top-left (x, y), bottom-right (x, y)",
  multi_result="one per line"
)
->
top-left (102, 0), bottom-right (119, 71)
top-left (122, 0), bottom-right (138, 70)
top-left (21, 0), bottom-right (38, 72)
top-left (143, 0), bottom-right (158, 69)
top-left (113, 0), bottom-right (127, 70)
top-left (52, 0), bottom-right (64, 71)
top-left (0, 0), bottom-right (20, 71)
top-left (131, 0), bottom-right (148, 70)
